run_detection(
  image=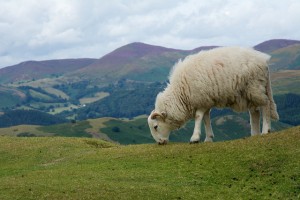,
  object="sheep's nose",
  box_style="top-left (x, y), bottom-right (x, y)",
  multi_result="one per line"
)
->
top-left (158, 139), bottom-right (168, 145)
